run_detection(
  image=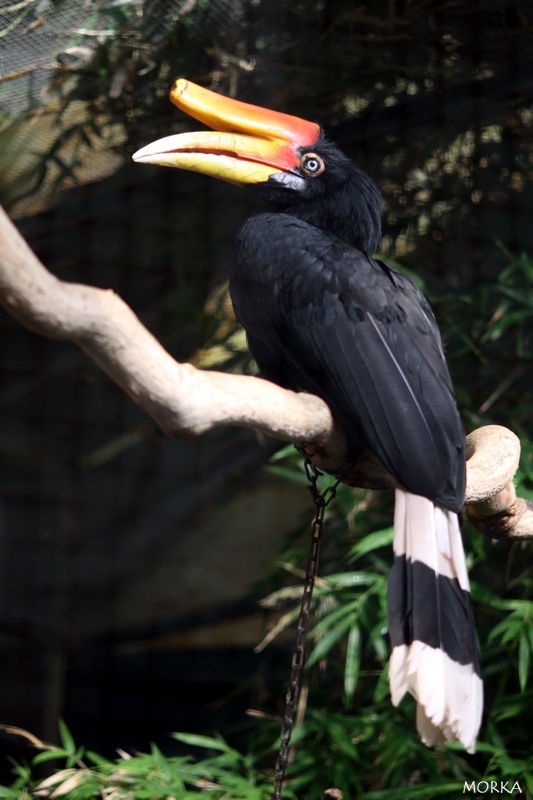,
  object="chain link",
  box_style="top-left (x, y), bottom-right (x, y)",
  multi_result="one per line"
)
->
top-left (271, 461), bottom-right (340, 800)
